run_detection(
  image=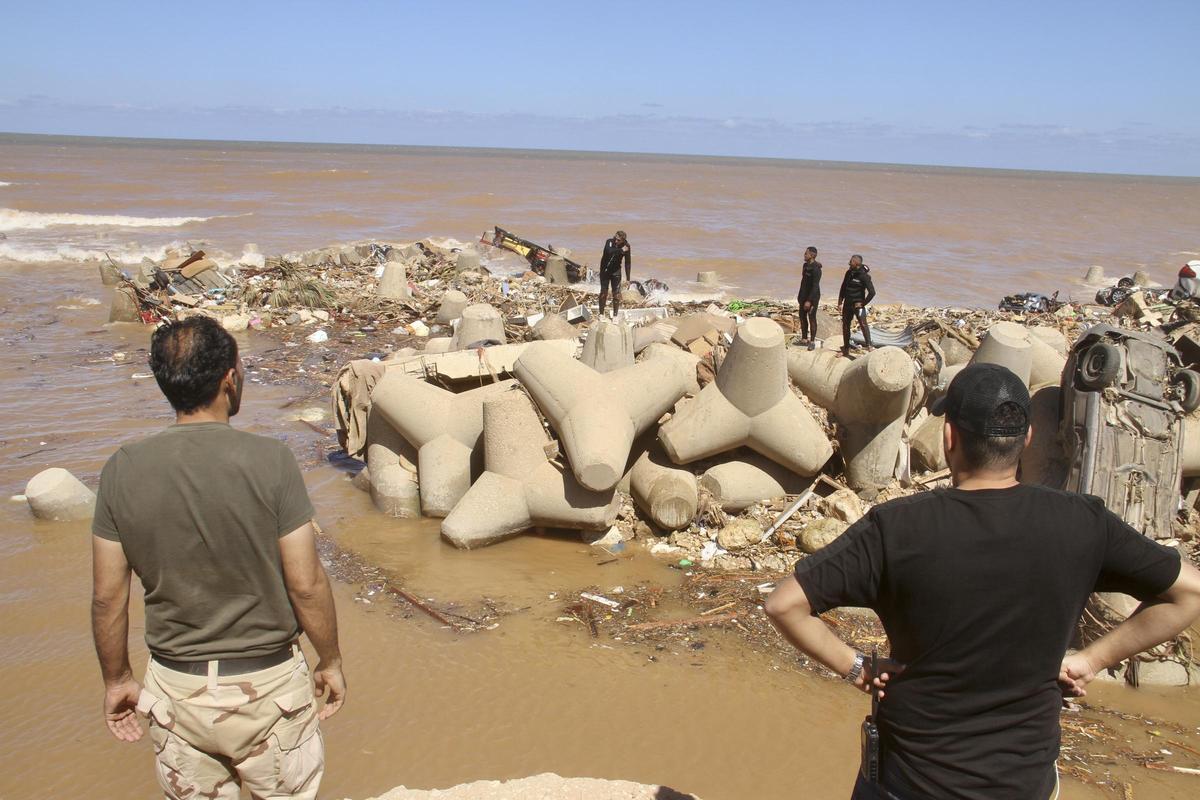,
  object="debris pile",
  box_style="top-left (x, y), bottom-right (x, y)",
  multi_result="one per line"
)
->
top-left (90, 237), bottom-right (1200, 685)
